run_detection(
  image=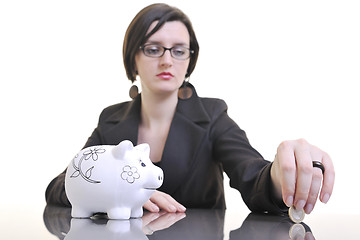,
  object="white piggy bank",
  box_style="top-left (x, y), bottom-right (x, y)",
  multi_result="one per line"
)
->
top-left (65, 140), bottom-right (163, 219)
